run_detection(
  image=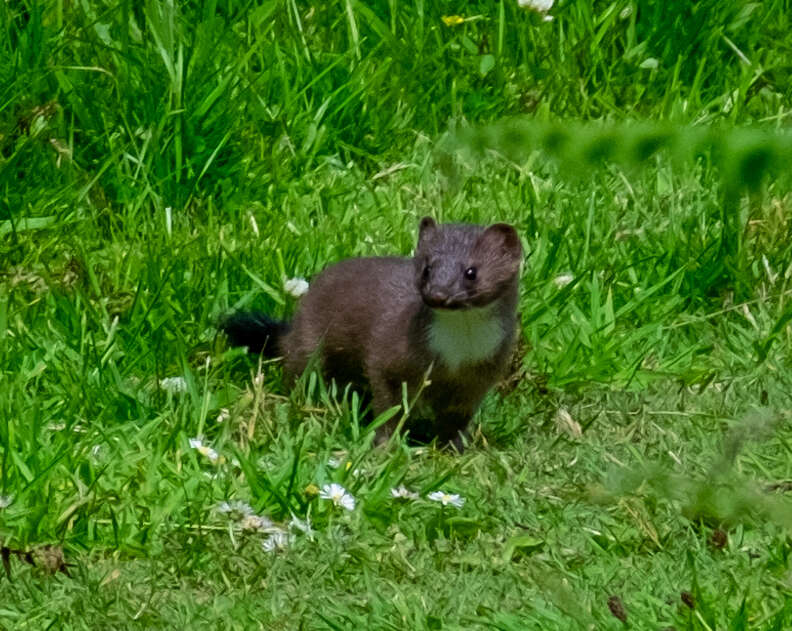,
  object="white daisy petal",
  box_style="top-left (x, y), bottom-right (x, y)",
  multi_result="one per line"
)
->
top-left (216, 500), bottom-right (254, 517)
top-left (427, 491), bottom-right (465, 508)
top-left (319, 483), bottom-right (356, 511)
top-left (160, 376), bottom-right (188, 393)
top-left (241, 514), bottom-right (274, 532)
top-left (262, 530), bottom-right (294, 553)
top-left (391, 485), bottom-right (420, 500)
top-left (189, 437), bottom-right (221, 463)
top-left (338, 493), bottom-right (356, 511)
top-left (553, 273), bottom-right (574, 288)
top-left (518, 0), bottom-right (554, 11)
top-left (284, 277), bottom-right (309, 298)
